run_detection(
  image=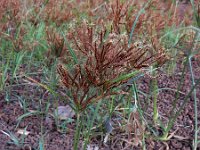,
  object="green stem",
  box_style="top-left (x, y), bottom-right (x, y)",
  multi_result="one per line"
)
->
top-left (150, 66), bottom-right (159, 124)
top-left (162, 75), bottom-right (200, 140)
top-left (73, 113), bottom-right (82, 150)
top-left (162, 31), bottom-right (200, 139)
top-left (128, 0), bottom-right (152, 47)
top-left (83, 101), bottom-right (102, 150)
top-left (152, 77), bottom-right (158, 123)
top-left (189, 57), bottom-right (198, 149)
